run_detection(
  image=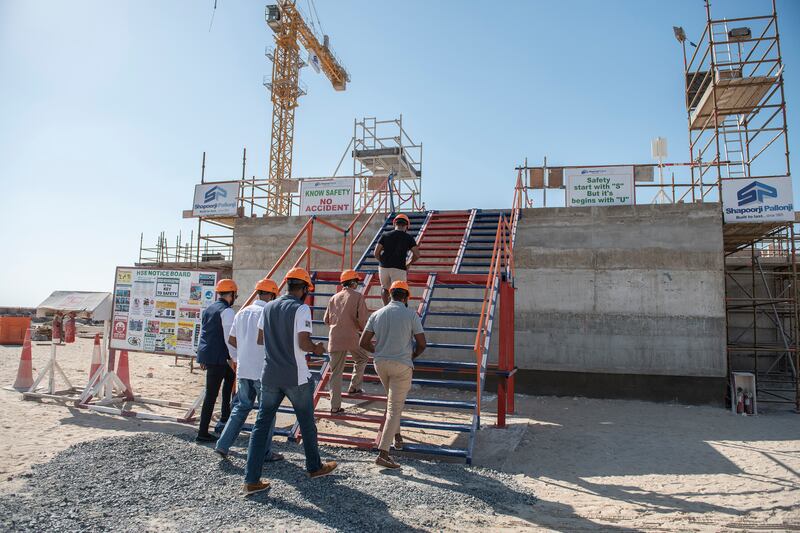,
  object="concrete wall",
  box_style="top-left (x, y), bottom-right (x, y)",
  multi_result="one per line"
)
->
top-left (229, 204), bottom-right (728, 402)
top-left (514, 203), bottom-right (726, 378)
top-left (232, 214), bottom-right (384, 296)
